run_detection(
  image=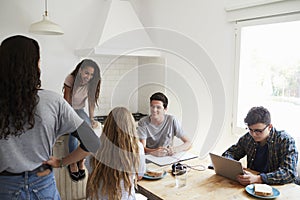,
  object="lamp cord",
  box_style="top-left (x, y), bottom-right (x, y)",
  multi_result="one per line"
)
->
top-left (44, 0), bottom-right (48, 16)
